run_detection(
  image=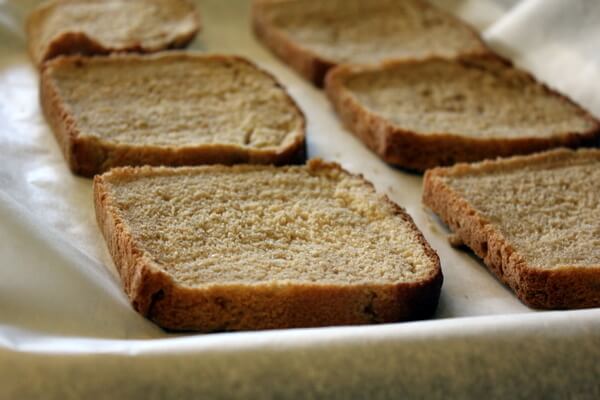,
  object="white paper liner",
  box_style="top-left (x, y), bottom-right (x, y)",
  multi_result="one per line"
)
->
top-left (0, 0), bottom-right (598, 397)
